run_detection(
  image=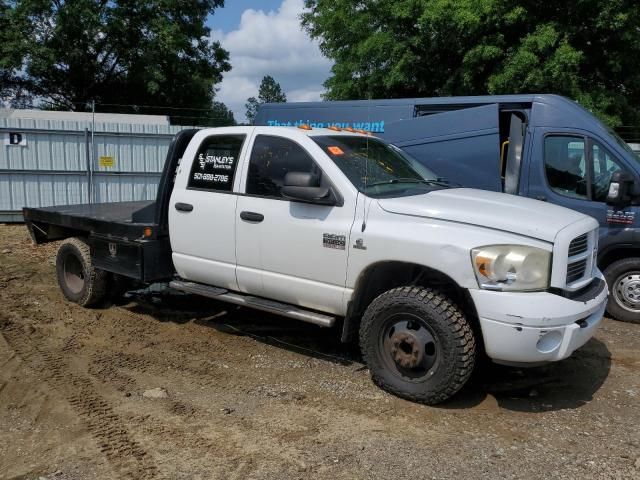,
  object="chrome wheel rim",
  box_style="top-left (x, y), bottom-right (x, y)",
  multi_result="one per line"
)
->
top-left (613, 272), bottom-right (640, 312)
